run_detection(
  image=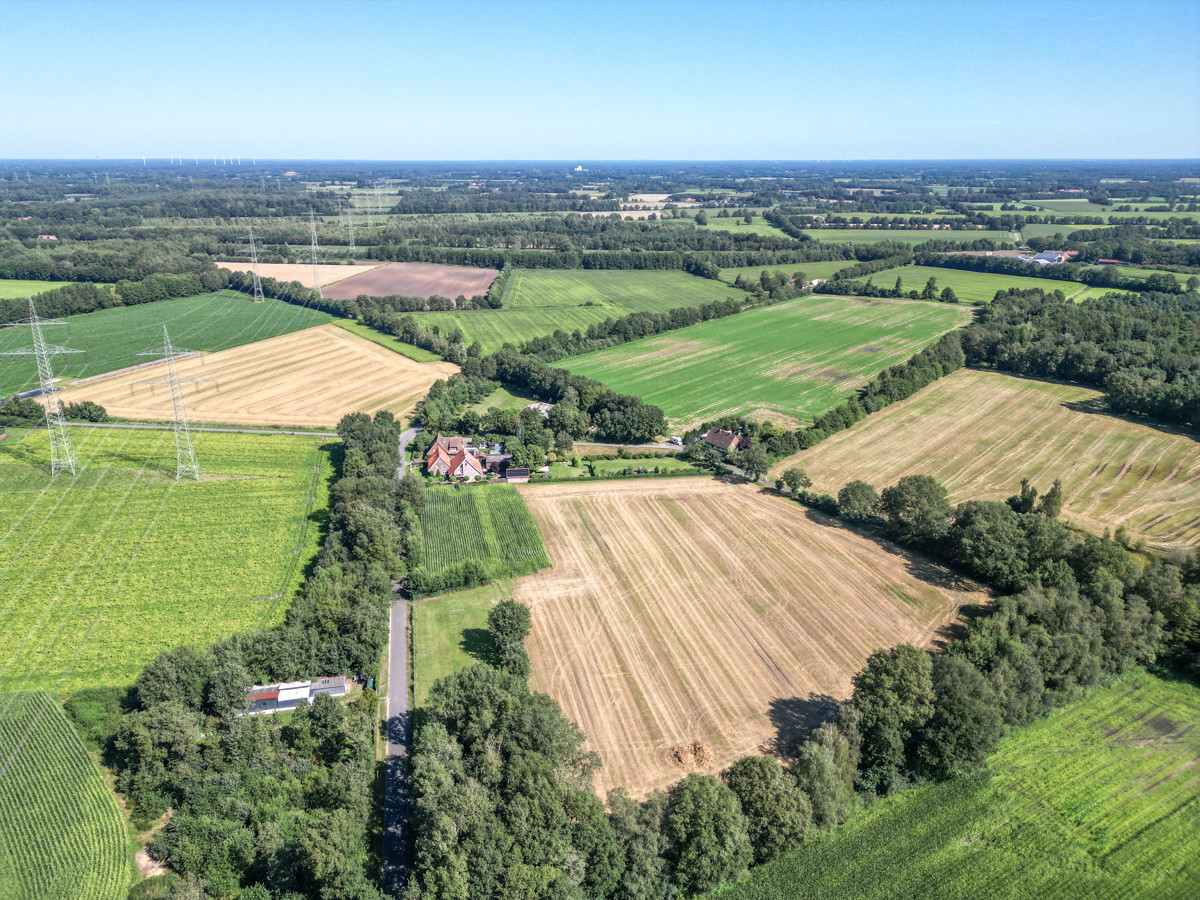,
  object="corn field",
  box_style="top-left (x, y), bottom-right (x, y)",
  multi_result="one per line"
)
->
top-left (415, 486), bottom-right (549, 589)
top-left (0, 693), bottom-right (131, 900)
